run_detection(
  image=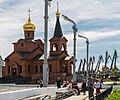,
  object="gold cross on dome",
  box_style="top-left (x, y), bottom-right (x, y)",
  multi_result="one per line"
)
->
top-left (28, 9), bottom-right (31, 17)
top-left (28, 8), bottom-right (31, 13)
